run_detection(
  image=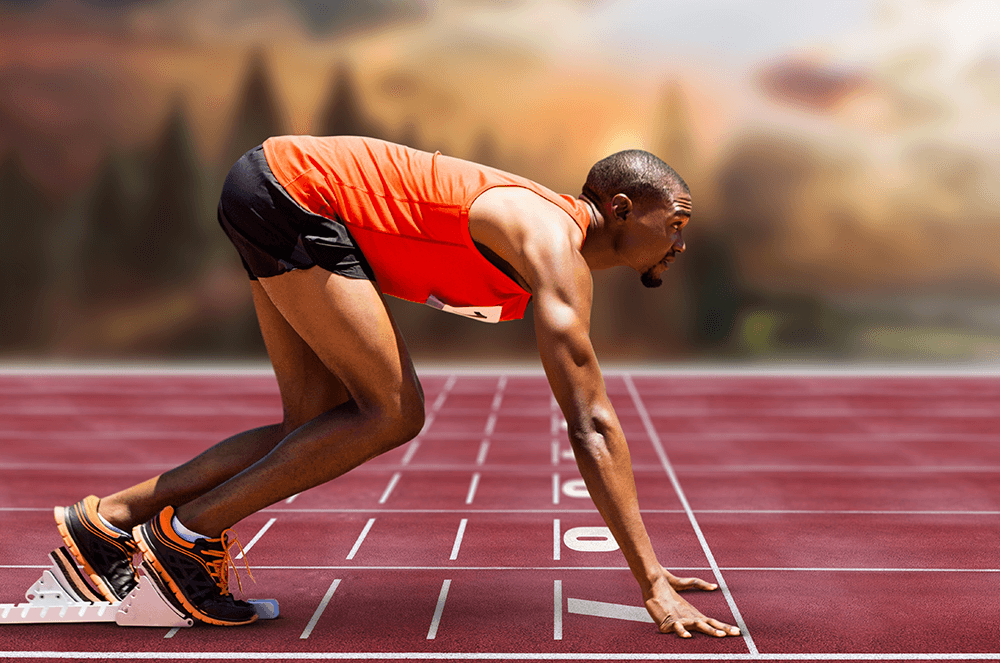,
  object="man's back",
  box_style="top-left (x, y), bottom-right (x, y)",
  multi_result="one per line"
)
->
top-left (260, 136), bottom-right (591, 321)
